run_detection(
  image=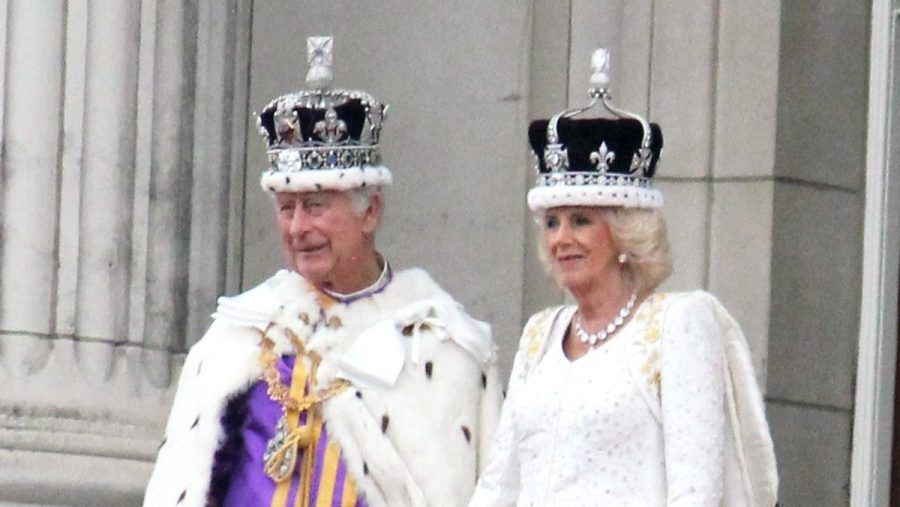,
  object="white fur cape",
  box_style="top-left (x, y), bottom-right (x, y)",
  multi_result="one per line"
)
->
top-left (143, 268), bottom-right (502, 507)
